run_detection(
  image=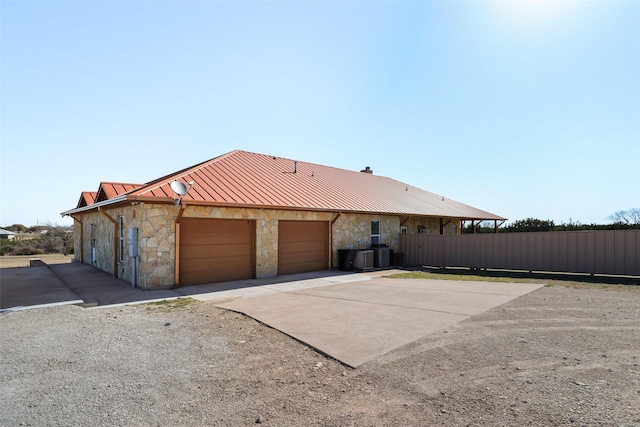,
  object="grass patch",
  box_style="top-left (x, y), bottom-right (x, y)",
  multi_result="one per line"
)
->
top-left (385, 270), bottom-right (640, 292)
top-left (146, 297), bottom-right (197, 311)
top-left (388, 271), bottom-right (535, 283)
